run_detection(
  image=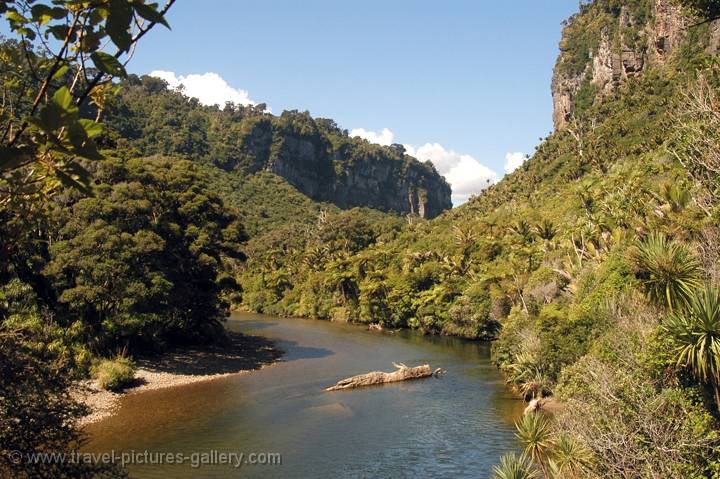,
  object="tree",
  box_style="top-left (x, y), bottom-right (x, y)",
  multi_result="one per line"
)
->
top-left (515, 413), bottom-right (552, 476)
top-left (672, 72), bottom-right (720, 215)
top-left (43, 157), bottom-right (246, 352)
top-left (551, 433), bottom-right (591, 479)
top-left (680, 0), bottom-right (720, 23)
top-left (0, 0), bottom-right (173, 195)
top-left (0, 331), bottom-right (125, 478)
top-left (508, 219), bottom-right (534, 244)
top-left (533, 219), bottom-right (557, 242)
top-left (663, 286), bottom-right (720, 411)
top-left (0, 3), bottom-right (174, 476)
